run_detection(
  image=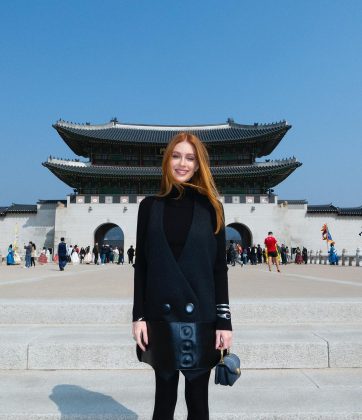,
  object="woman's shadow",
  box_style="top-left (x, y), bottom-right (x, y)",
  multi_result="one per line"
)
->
top-left (49, 384), bottom-right (138, 419)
